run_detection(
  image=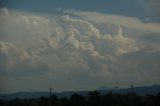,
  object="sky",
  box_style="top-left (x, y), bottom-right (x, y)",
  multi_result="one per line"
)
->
top-left (0, 0), bottom-right (160, 93)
